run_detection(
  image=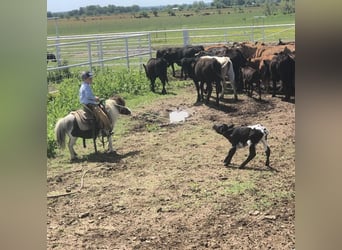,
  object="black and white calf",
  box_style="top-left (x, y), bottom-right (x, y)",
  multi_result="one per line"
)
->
top-left (213, 123), bottom-right (271, 168)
